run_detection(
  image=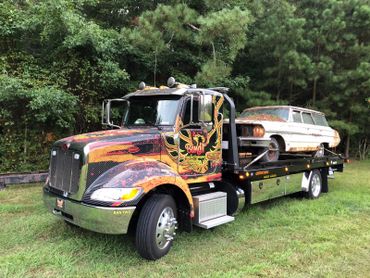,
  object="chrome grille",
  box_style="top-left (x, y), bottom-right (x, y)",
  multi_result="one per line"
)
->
top-left (49, 147), bottom-right (81, 194)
